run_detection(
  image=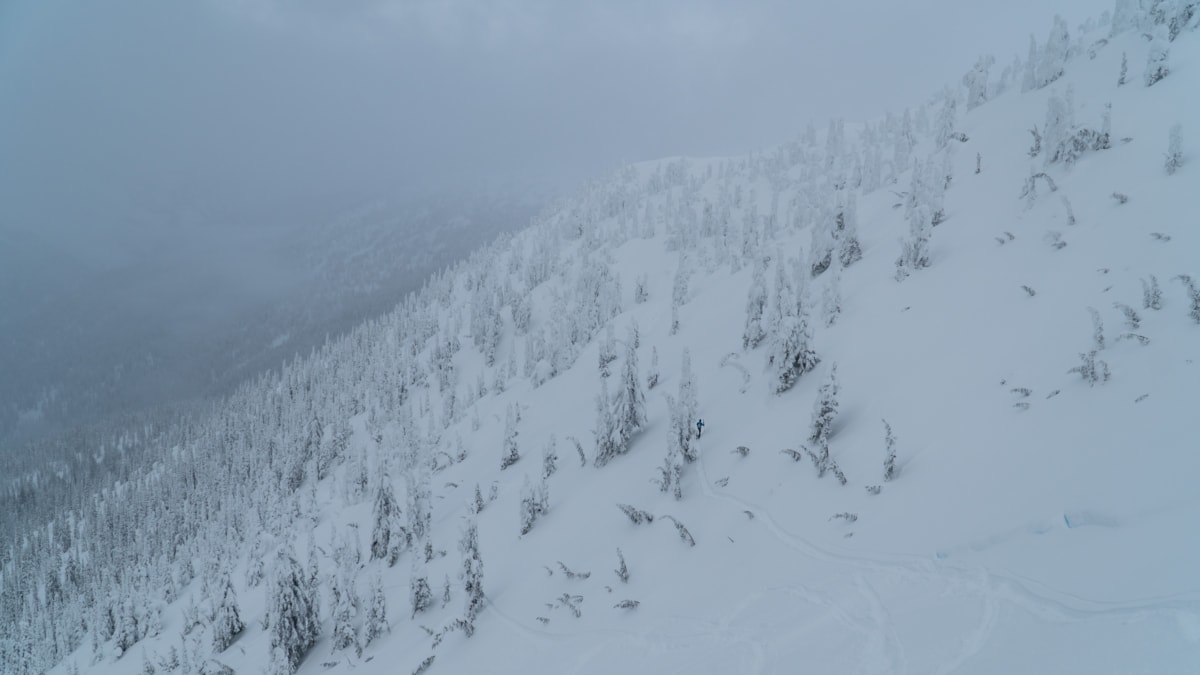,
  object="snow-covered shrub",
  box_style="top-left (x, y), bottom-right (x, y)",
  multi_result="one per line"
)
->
top-left (1088, 306), bottom-right (1106, 350)
top-left (883, 420), bottom-right (898, 482)
top-left (1068, 351), bottom-right (1110, 386)
top-left (1142, 275), bottom-right (1163, 310)
top-left (1113, 303), bottom-right (1141, 329)
top-left (662, 516), bottom-right (696, 547)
